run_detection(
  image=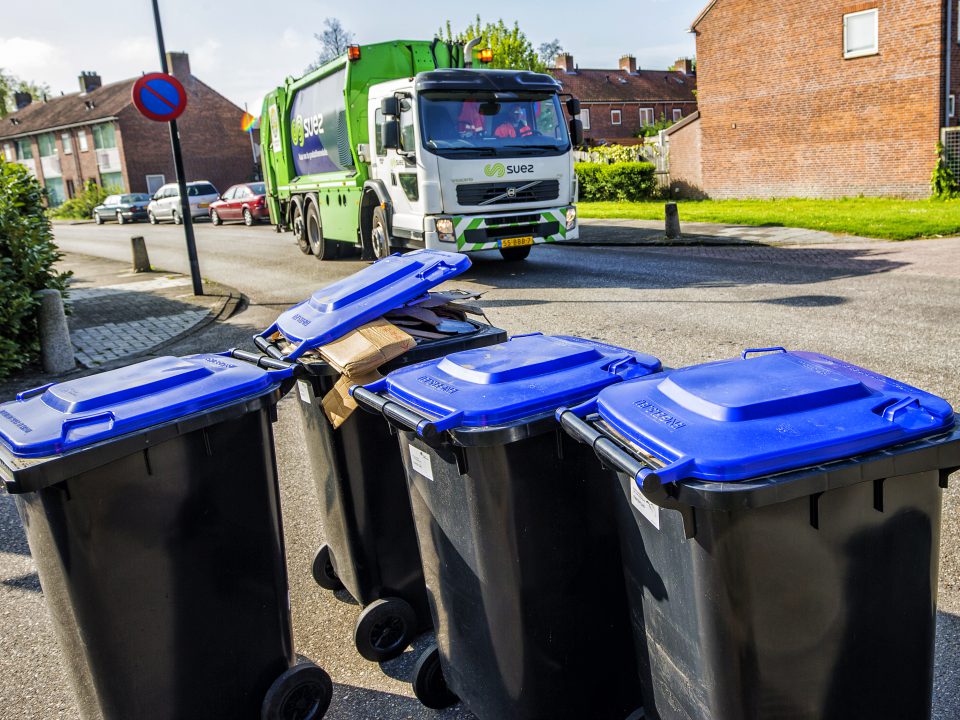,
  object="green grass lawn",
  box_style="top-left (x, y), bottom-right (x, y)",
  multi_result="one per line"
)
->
top-left (577, 198), bottom-right (960, 241)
